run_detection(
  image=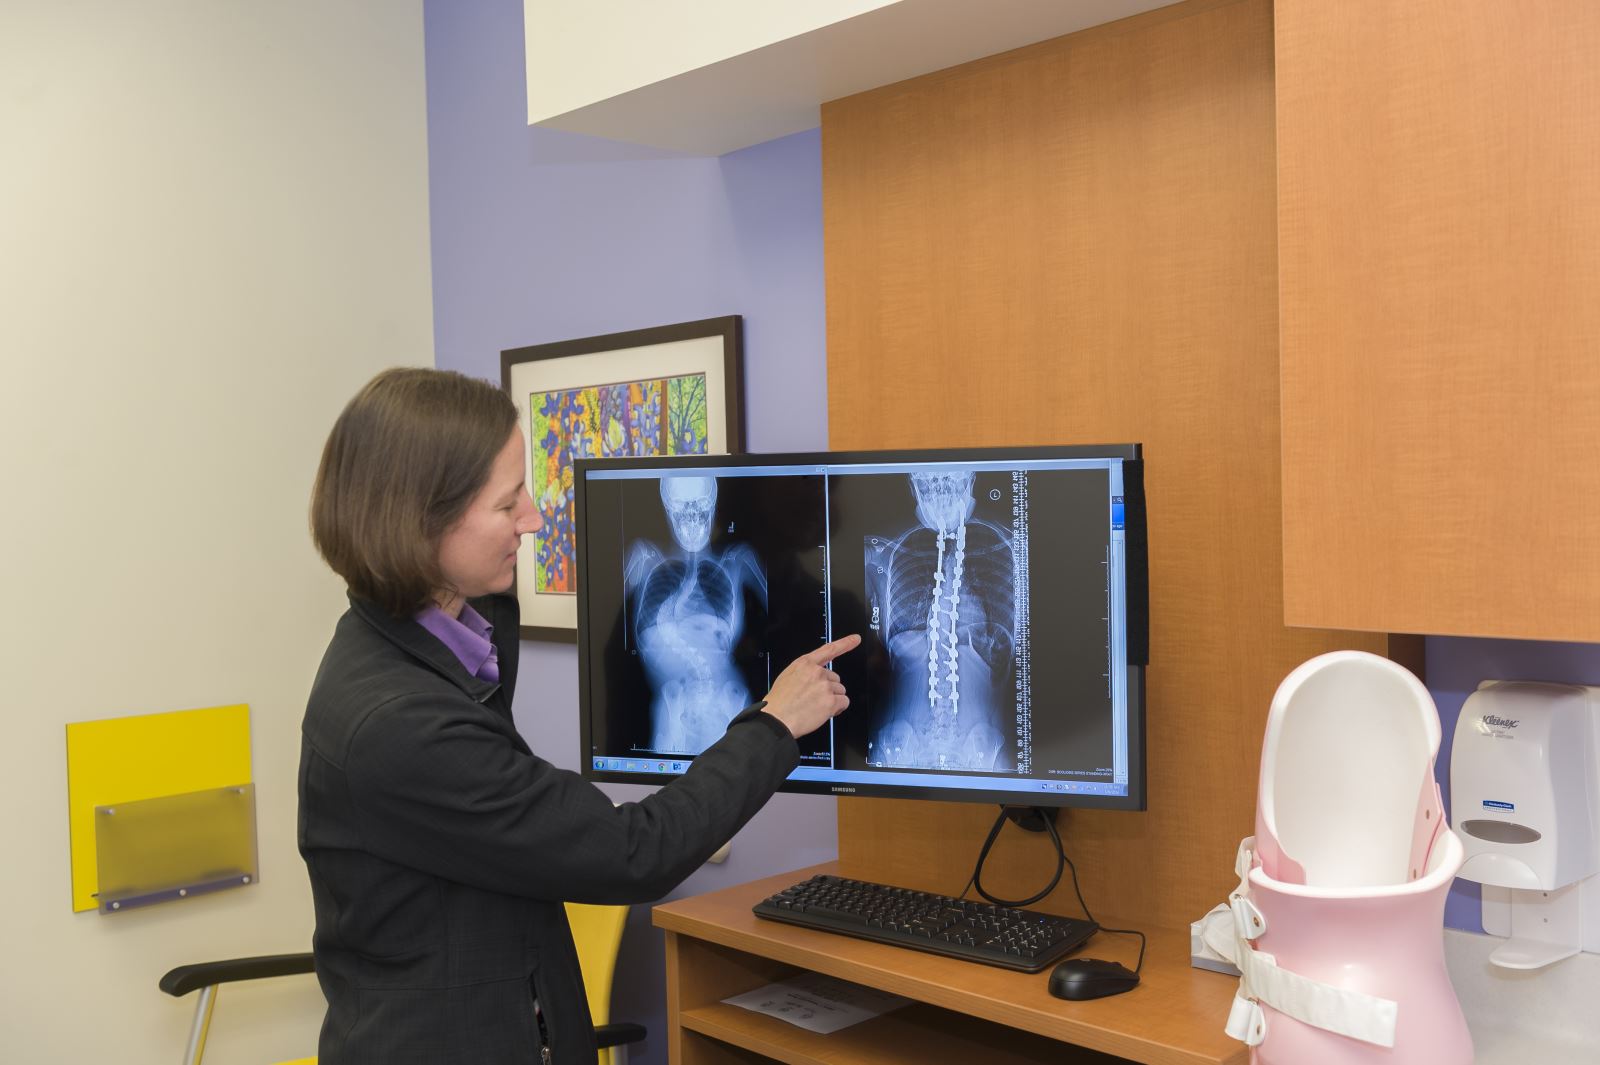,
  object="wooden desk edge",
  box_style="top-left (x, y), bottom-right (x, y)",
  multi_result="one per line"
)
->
top-left (655, 862), bottom-right (1247, 1065)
